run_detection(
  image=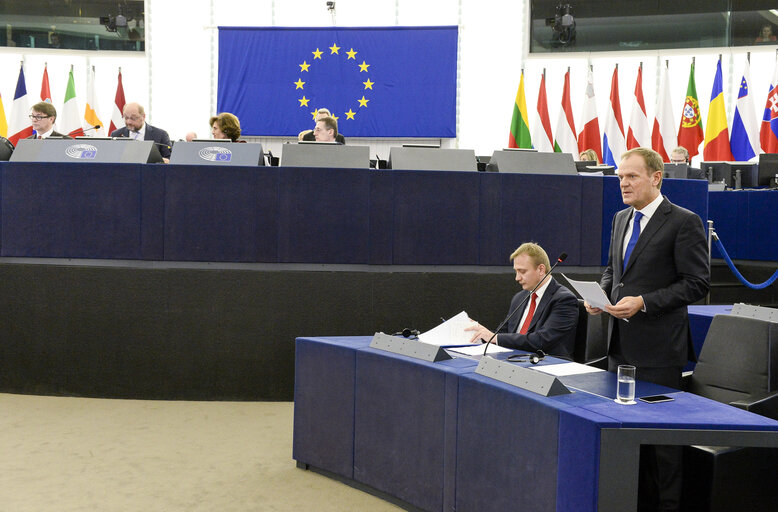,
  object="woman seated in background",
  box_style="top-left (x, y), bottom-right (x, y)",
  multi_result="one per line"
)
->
top-left (209, 112), bottom-right (242, 142)
top-left (578, 149), bottom-right (599, 164)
